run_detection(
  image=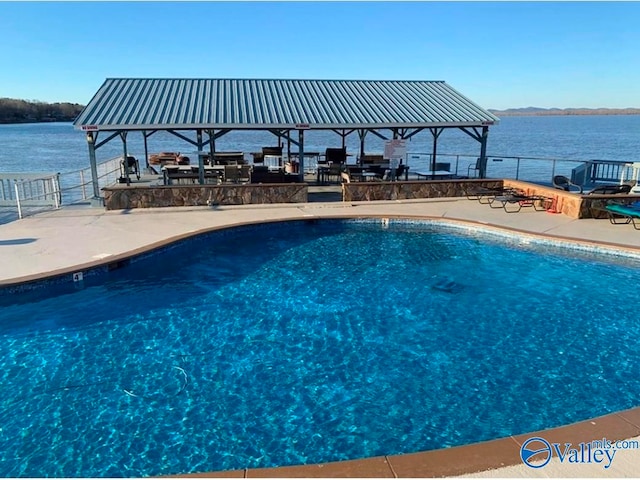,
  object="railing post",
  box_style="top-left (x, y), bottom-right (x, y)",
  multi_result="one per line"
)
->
top-left (13, 181), bottom-right (22, 219)
top-left (80, 170), bottom-right (87, 200)
top-left (53, 176), bottom-right (60, 209)
top-left (551, 159), bottom-right (557, 180)
top-left (516, 157), bottom-right (521, 180)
